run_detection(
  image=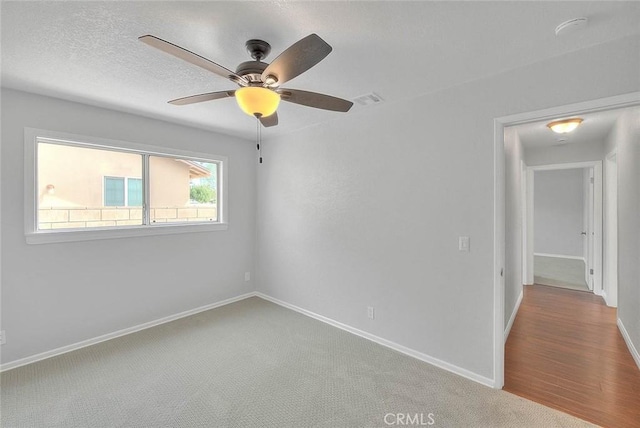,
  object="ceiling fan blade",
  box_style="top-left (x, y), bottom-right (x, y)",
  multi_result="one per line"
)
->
top-left (168, 90), bottom-right (235, 106)
top-left (259, 112), bottom-right (278, 127)
top-left (279, 89), bottom-right (353, 112)
top-left (261, 34), bottom-right (332, 86)
top-left (139, 35), bottom-right (246, 85)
